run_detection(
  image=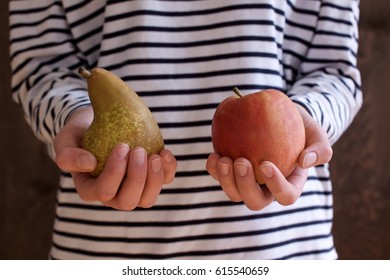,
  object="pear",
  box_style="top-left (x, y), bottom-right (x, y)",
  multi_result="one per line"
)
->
top-left (78, 67), bottom-right (164, 177)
